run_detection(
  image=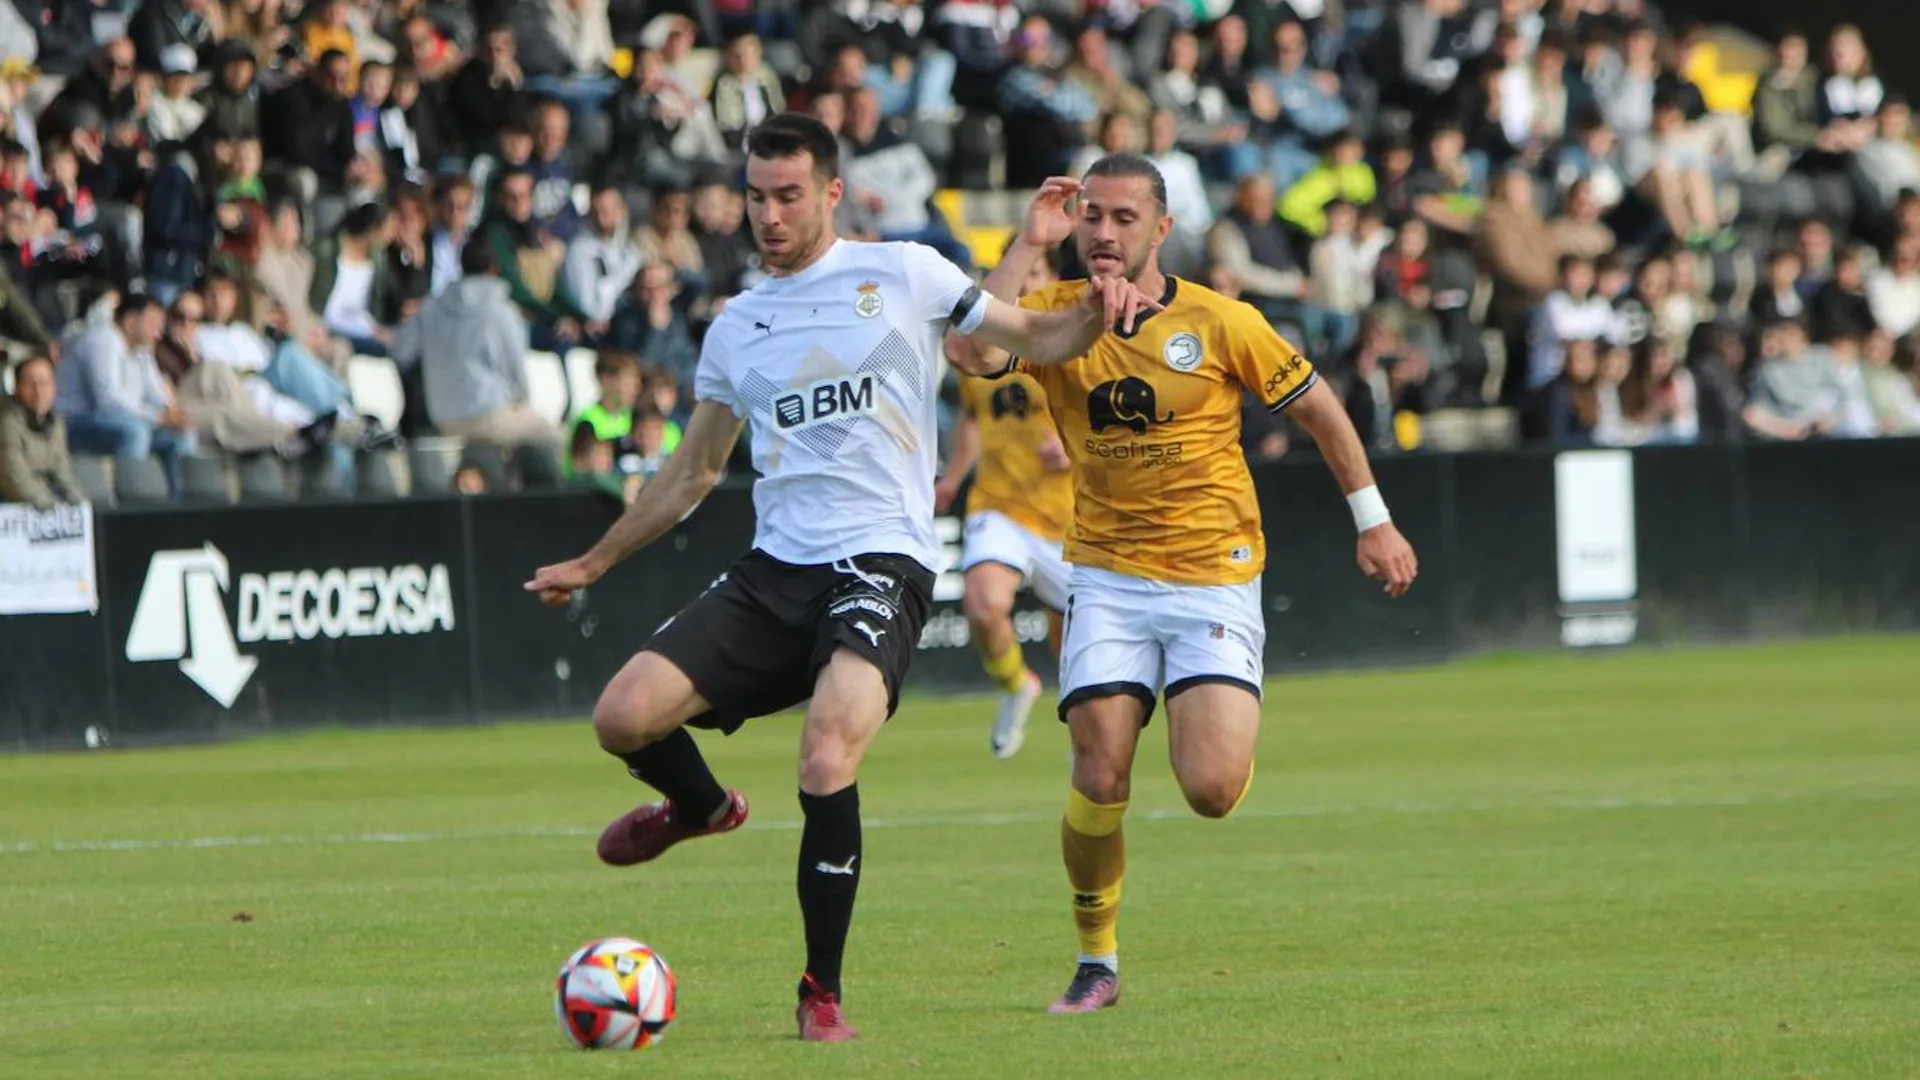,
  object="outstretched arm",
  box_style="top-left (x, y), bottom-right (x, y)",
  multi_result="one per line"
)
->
top-left (1283, 379), bottom-right (1419, 597)
top-left (525, 399), bottom-right (744, 604)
